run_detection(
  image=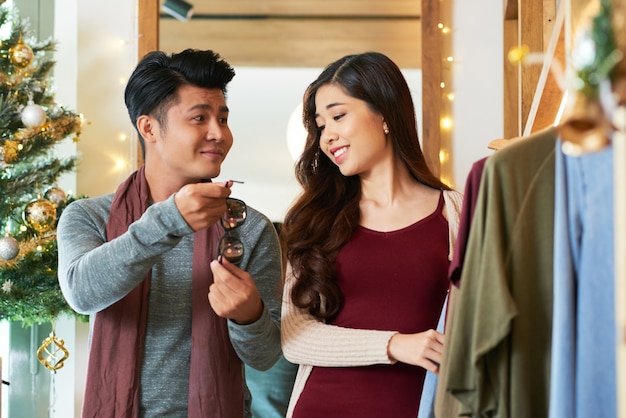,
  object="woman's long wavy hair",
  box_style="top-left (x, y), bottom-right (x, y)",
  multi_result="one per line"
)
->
top-left (281, 52), bottom-right (450, 320)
